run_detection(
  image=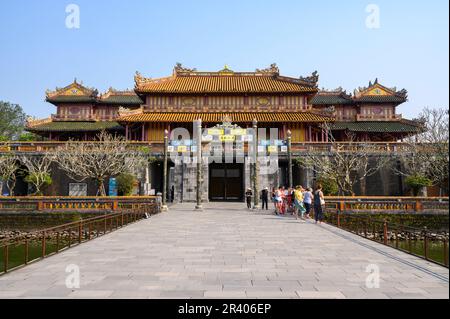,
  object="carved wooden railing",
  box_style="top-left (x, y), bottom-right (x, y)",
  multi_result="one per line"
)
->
top-left (0, 141), bottom-right (441, 155)
top-left (0, 196), bottom-right (161, 212)
top-left (356, 114), bottom-right (403, 121)
top-left (324, 196), bottom-right (449, 213)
